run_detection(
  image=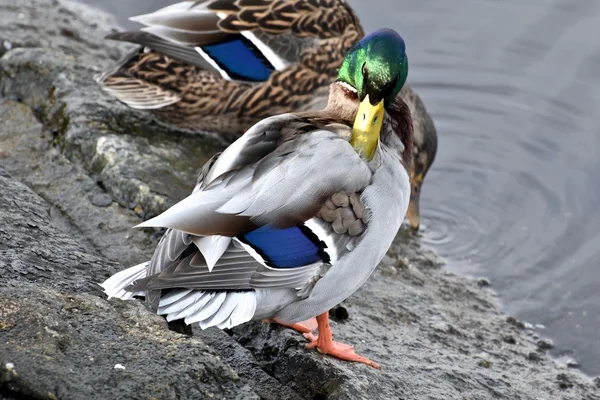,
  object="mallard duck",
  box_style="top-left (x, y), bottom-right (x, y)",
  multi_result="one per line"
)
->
top-left (95, 0), bottom-right (436, 231)
top-left (101, 28), bottom-right (412, 368)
